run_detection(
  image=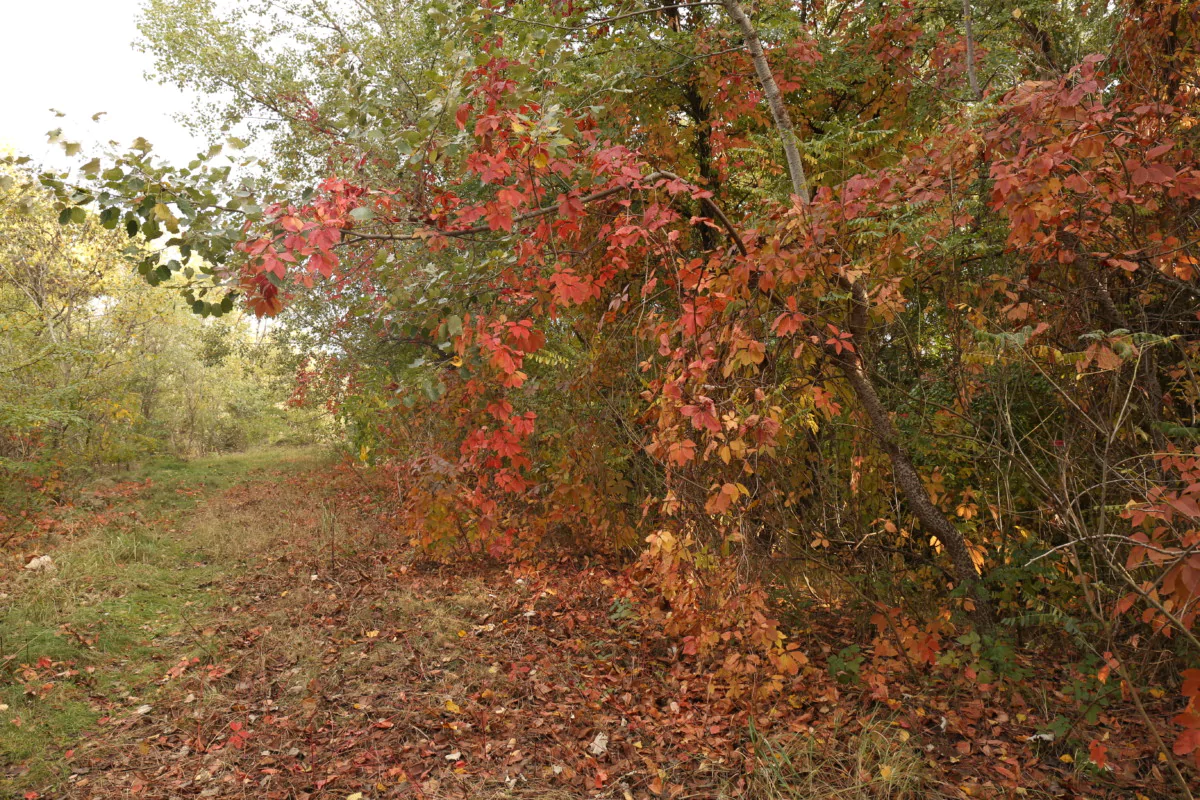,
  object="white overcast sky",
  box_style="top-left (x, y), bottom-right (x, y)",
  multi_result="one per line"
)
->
top-left (0, 0), bottom-right (205, 168)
